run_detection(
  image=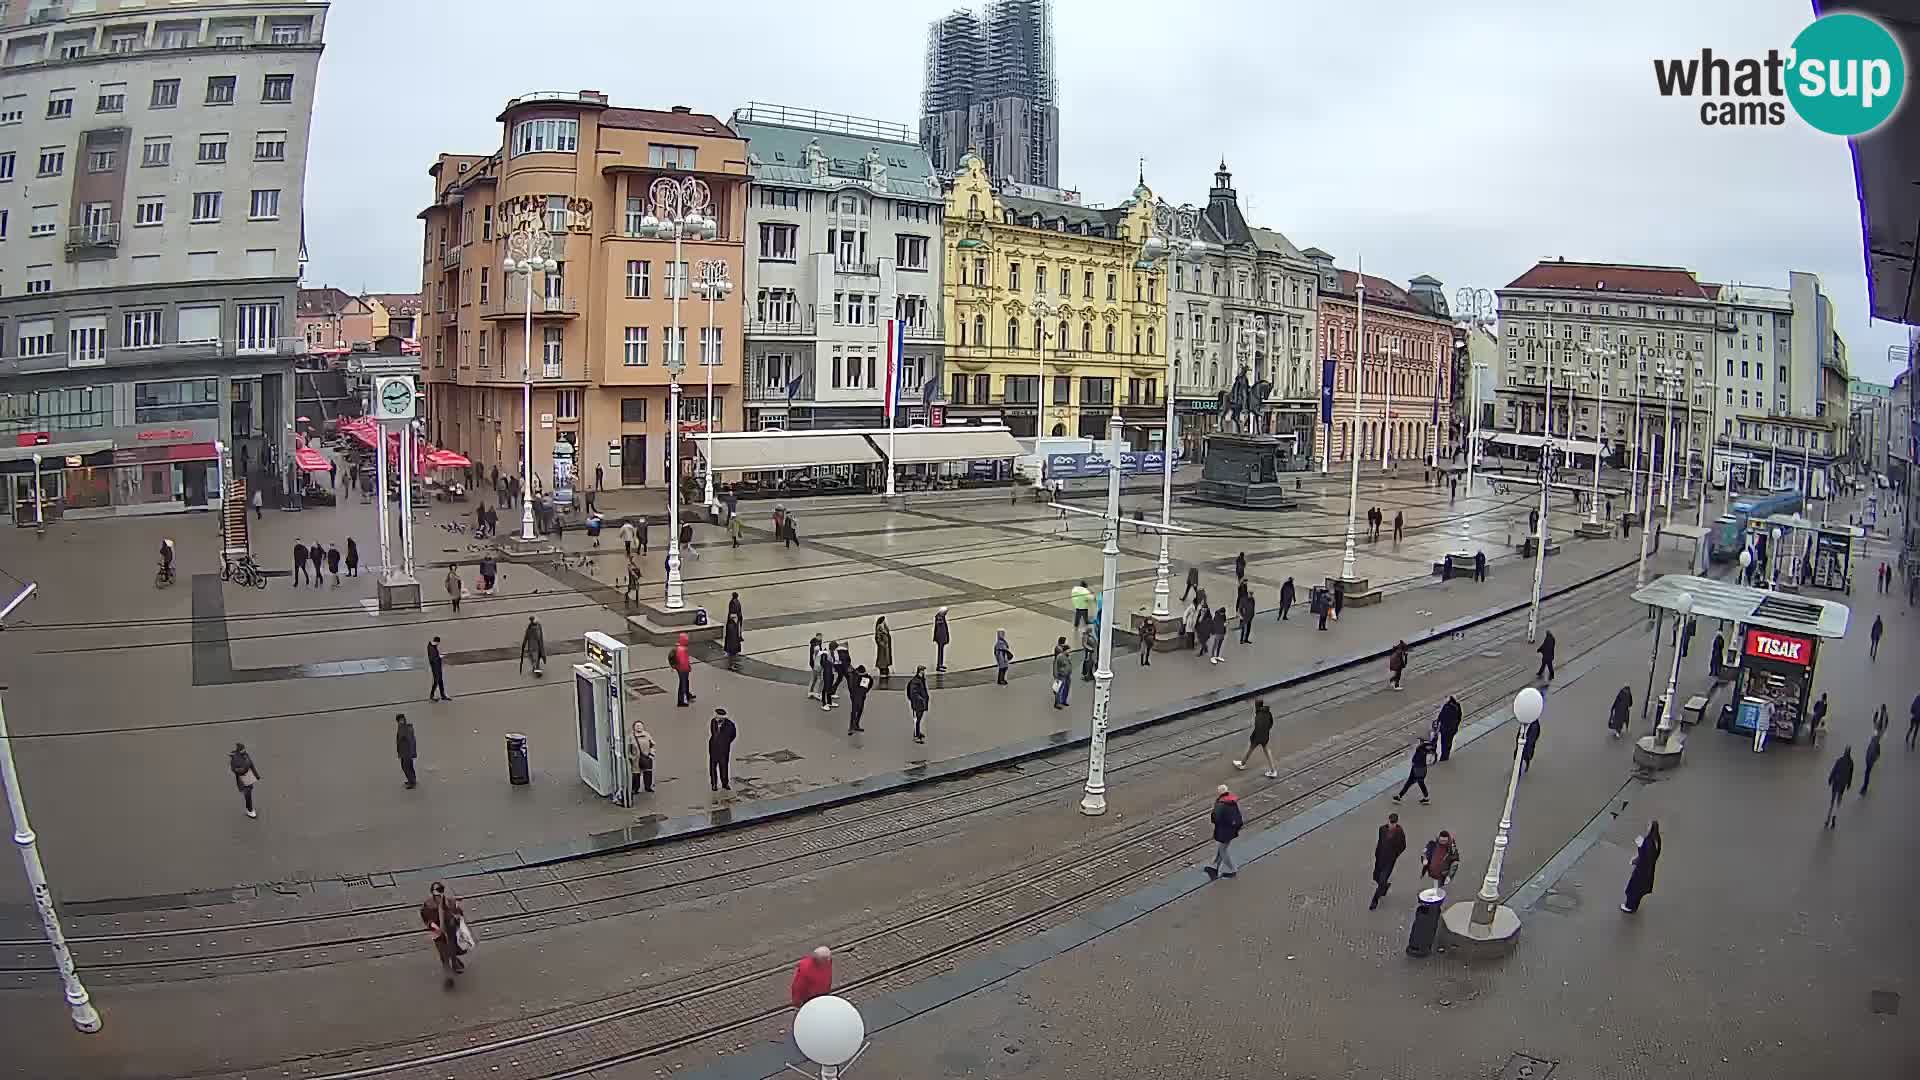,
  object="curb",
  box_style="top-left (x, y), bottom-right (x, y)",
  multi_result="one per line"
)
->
top-left (387, 550), bottom-right (1639, 890)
